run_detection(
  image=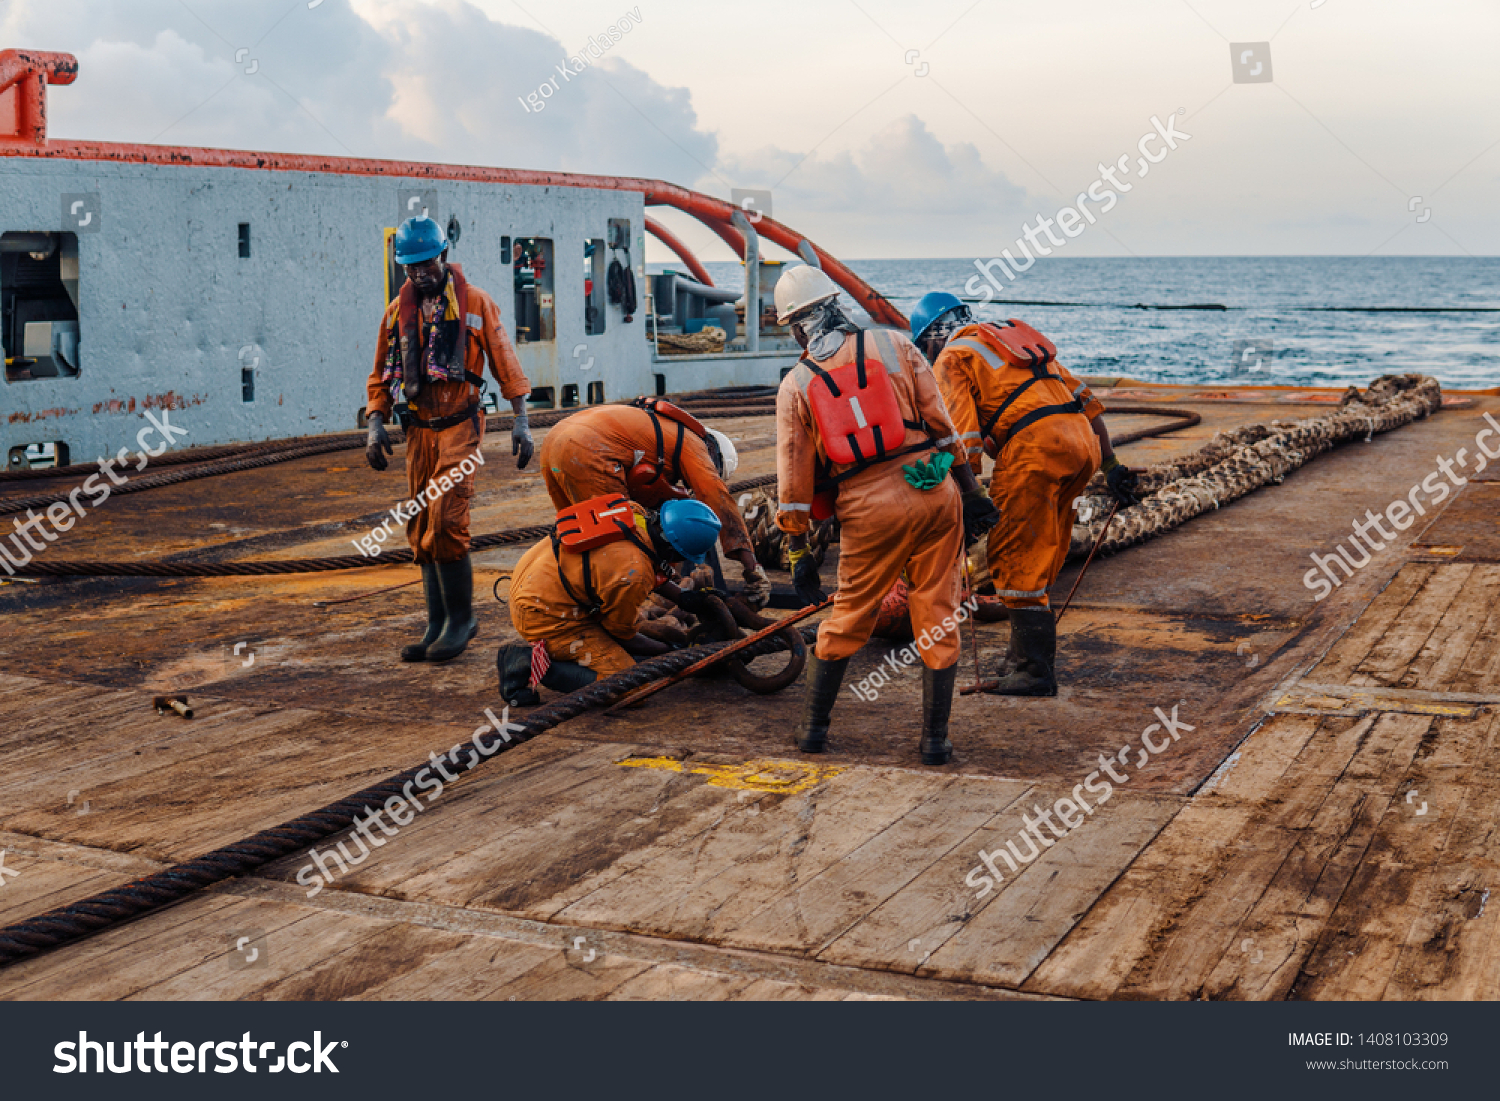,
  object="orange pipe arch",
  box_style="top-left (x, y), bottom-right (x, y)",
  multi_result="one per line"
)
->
top-left (643, 215), bottom-right (715, 287)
